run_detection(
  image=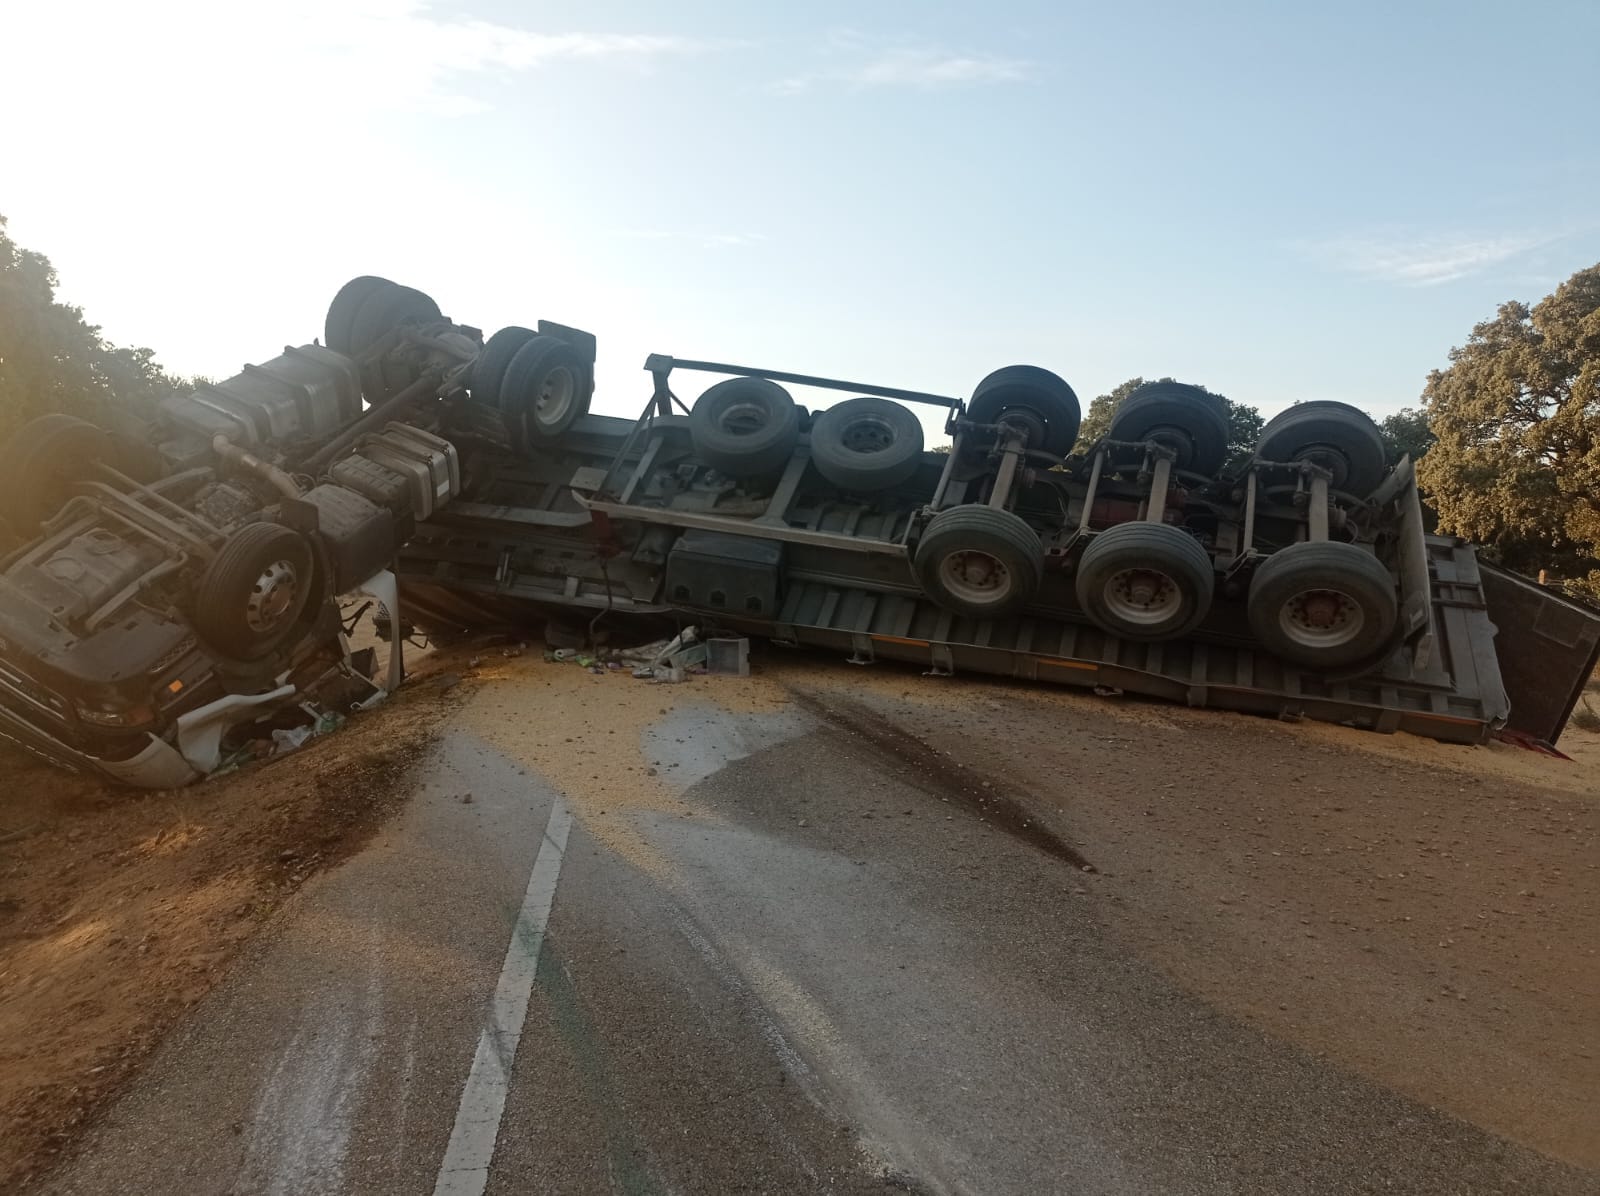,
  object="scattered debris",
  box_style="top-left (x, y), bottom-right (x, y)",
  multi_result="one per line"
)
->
top-left (708, 637), bottom-right (751, 677)
top-left (547, 627), bottom-right (715, 684)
